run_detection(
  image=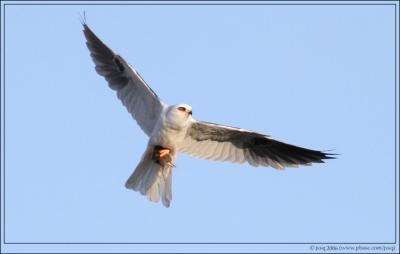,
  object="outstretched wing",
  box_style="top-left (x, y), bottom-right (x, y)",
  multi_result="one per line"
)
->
top-left (83, 23), bottom-right (164, 136)
top-left (178, 120), bottom-right (334, 169)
